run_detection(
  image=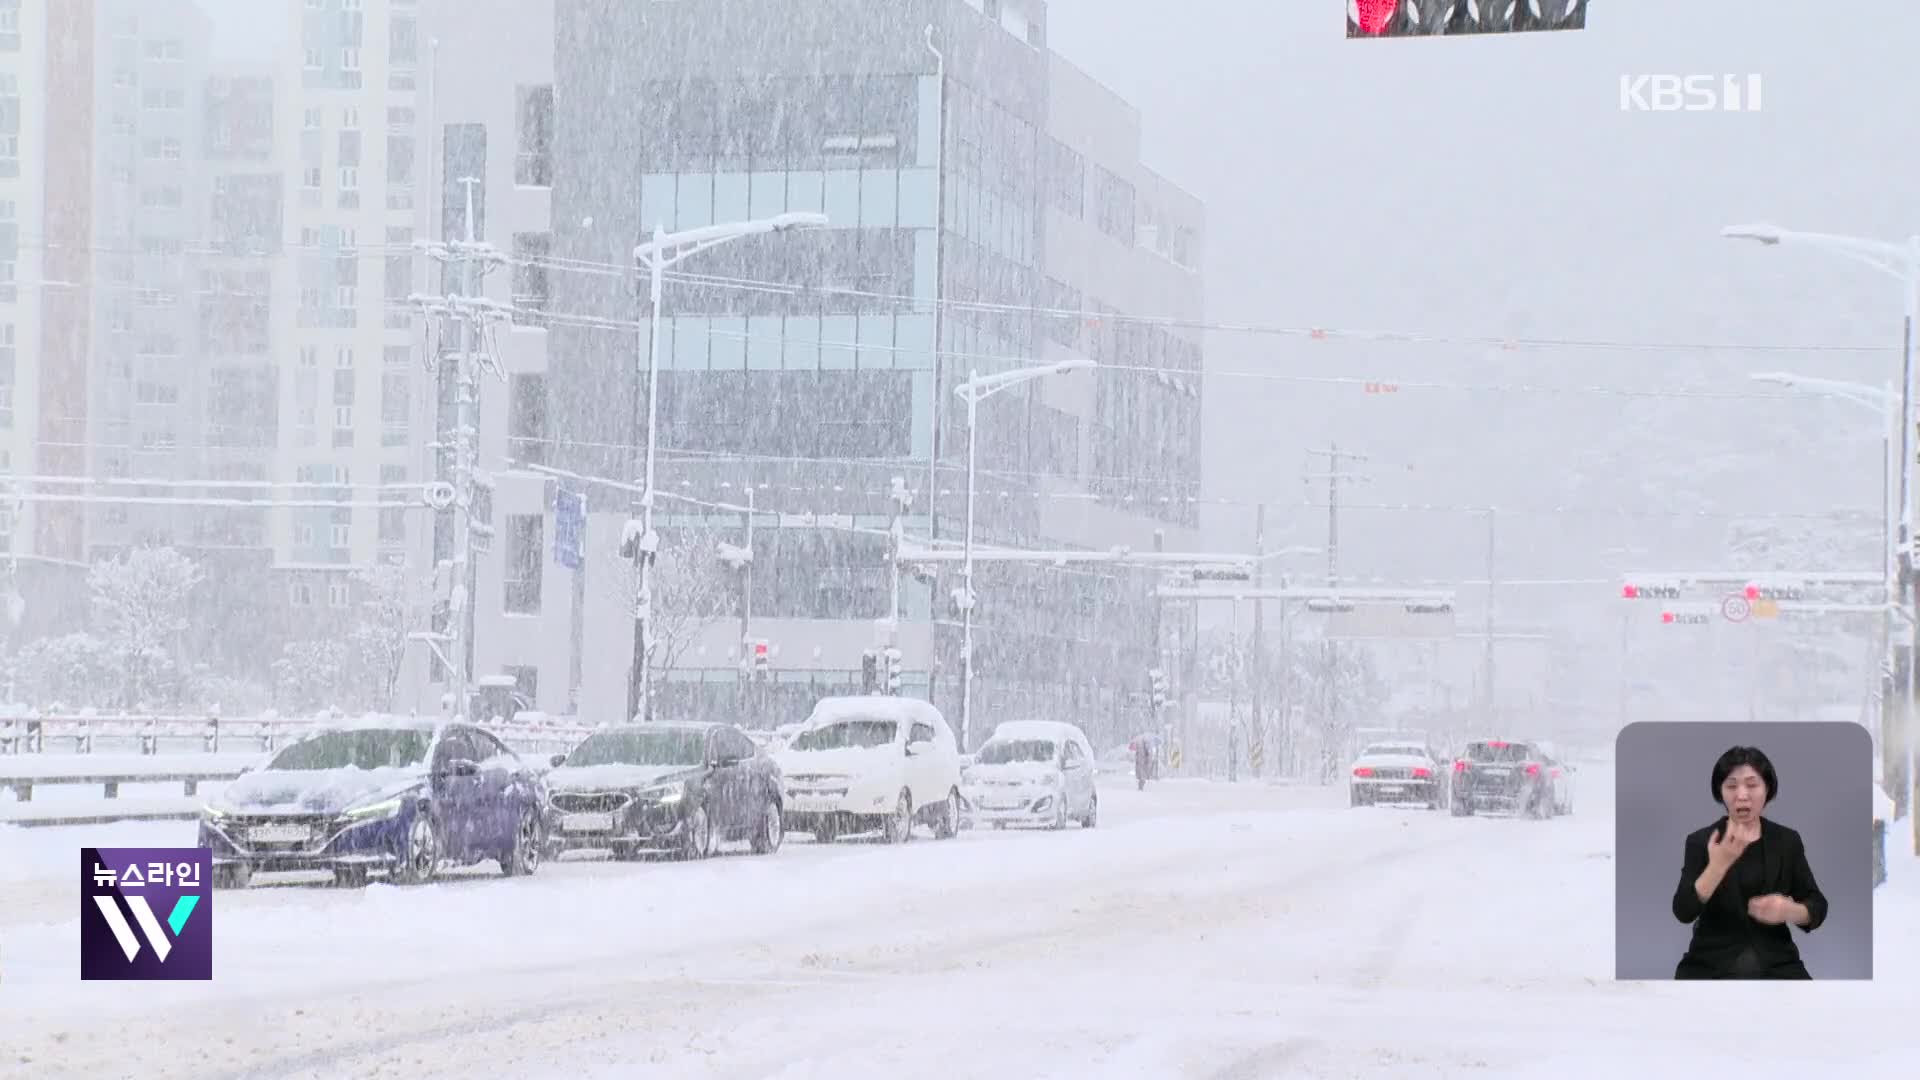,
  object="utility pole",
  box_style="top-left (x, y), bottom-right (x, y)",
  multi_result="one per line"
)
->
top-left (1483, 508), bottom-right (1497, 728)
top-left (411, 177), bottom-right (508, 721)
top-left (738, 482), bottom-right (755, 686)
top-left (1249, 503), bottom-right (1266, 779)
top-left (1306, 444), bottom-right (1368, 776)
